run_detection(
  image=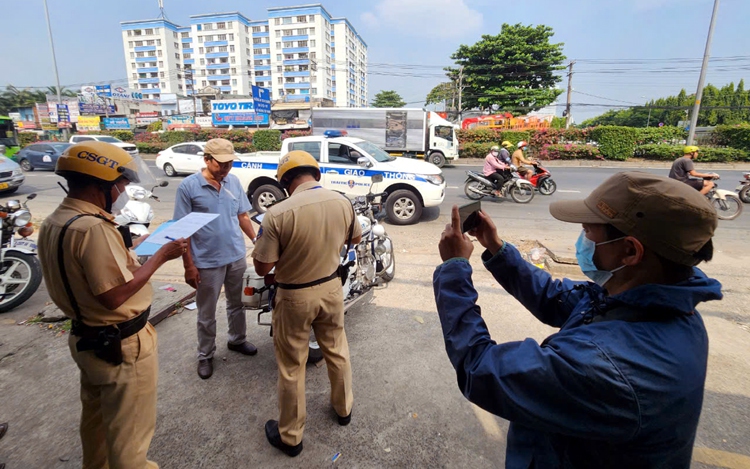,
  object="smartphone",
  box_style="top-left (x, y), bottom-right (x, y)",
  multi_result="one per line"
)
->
top-left (458, 201), bottom-right (481, 233)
